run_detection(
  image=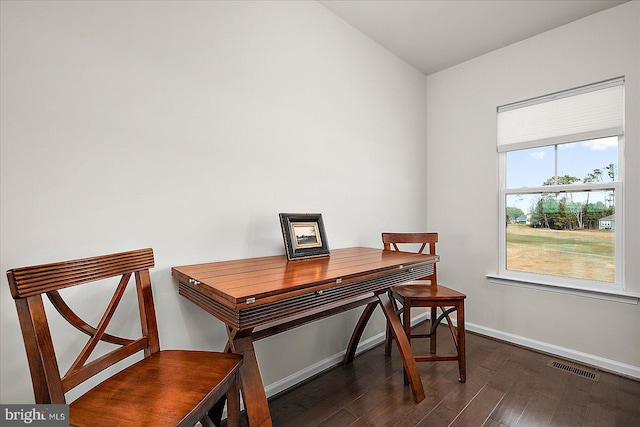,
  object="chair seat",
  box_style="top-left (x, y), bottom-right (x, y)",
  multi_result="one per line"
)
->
top-left (392, 283), bottom-right (466, 300)
top-left (70, 350), bottom-right (243, 427)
